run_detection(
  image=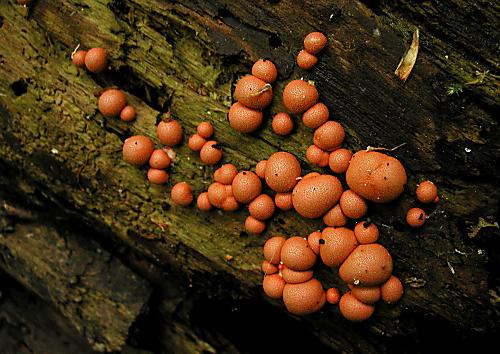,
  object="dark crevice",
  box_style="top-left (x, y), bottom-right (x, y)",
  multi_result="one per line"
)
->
top-left (268, 33), bottom-right (282, 49)
top-left (10, 79), bottom-right (28, 96)
top-left (0, 15), bottom-right (4, 29)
